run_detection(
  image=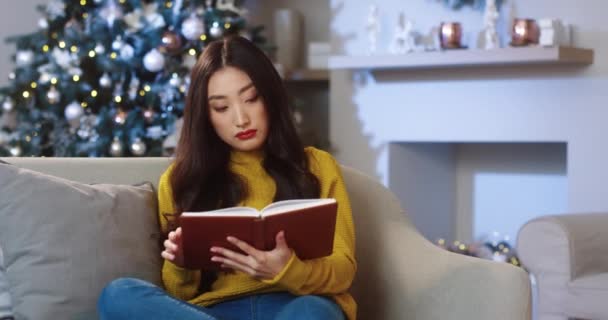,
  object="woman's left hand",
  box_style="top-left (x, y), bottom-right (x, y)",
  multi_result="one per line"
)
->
top-left (210, 231), bottom-right (293, 279)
